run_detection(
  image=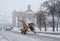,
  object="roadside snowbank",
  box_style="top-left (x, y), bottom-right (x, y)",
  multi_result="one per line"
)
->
top-left (11, 27), bottom-right (21, 32)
